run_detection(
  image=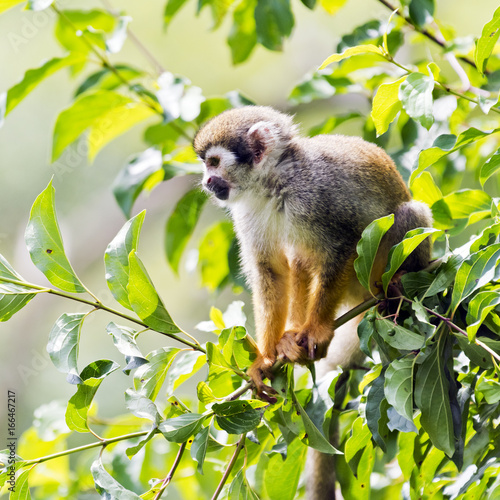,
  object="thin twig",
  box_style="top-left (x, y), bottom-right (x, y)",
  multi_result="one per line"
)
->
top-left (153, 442), bottom-right (187, 500)
top-left (376, 0), bottom-right (482, 73)
top-left (211, 435), bottom-right (246, 500)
